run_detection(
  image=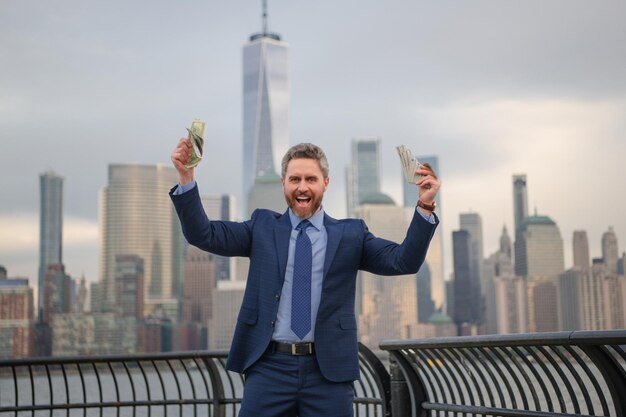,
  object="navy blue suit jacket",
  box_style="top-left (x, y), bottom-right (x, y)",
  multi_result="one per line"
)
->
top-left (170, 185), bottom-right (438, 382)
